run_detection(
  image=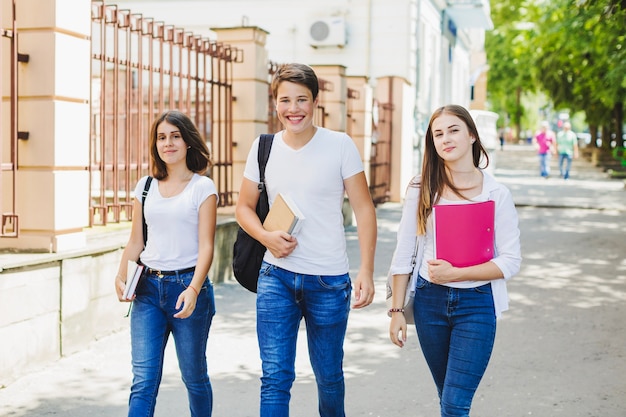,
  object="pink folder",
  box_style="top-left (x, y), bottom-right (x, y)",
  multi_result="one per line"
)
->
top-left (433, 200), bottom-right (495, 267)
